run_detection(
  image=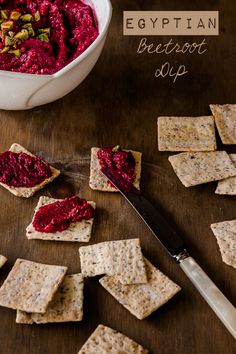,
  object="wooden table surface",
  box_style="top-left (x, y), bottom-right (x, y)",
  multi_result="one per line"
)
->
top-left (0, 1), bottom-right (236, 353)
